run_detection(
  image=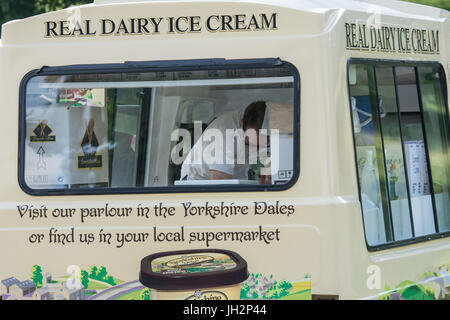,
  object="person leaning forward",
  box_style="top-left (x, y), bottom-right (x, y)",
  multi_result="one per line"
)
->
top-left (180, 101), bottom-right (270, 184)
